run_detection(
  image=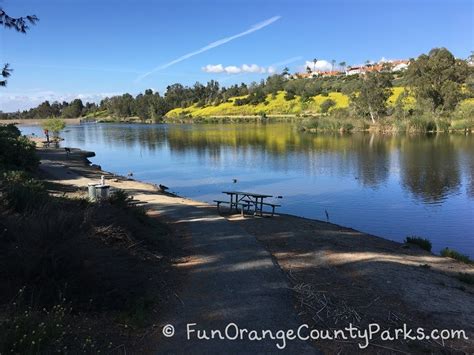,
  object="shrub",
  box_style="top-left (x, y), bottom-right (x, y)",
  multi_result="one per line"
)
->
top-left (108, 189), bottom-right (148, 223)
top-left (108, 189), bottom-right (130, 208)
top-left (0, 124), bottom-right (39, 171)
top-left (40, 118), bottom-right (66, 138)
top-left (404, 236), bottom-right (432, 252)
top-left (0, 289), bottom-right (71, 354)
top-left (407, 116), bottom-right (436, 132)
top-left (440, 248), bottom-right (472, 264)
top-left (320, 99), bottom-right (336, 114)
top-left (1, 171), bottom-right (49, 213)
